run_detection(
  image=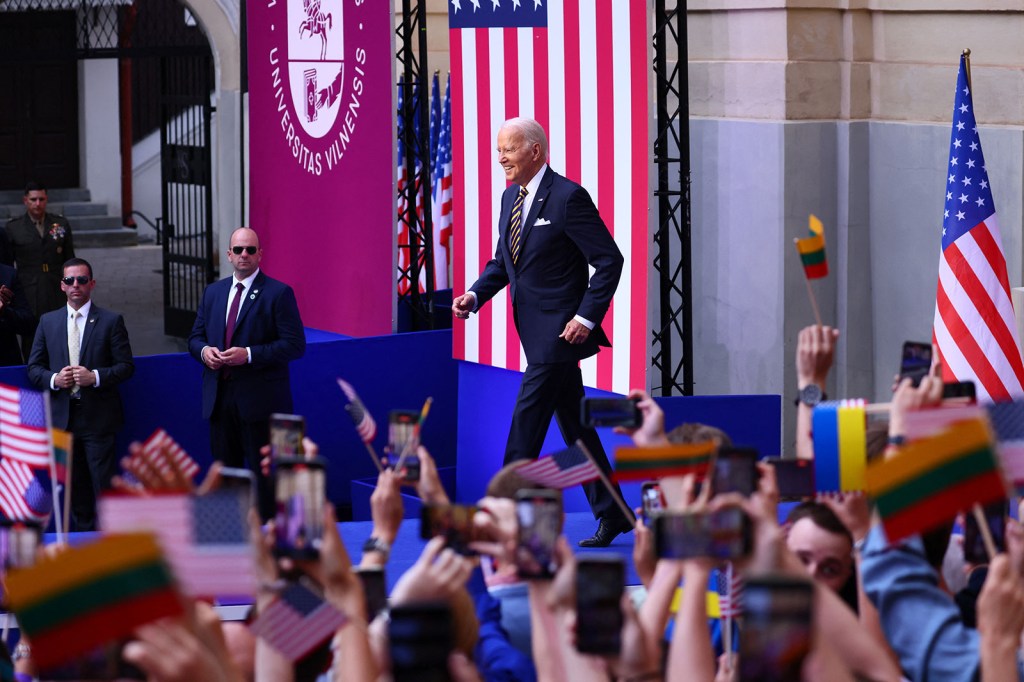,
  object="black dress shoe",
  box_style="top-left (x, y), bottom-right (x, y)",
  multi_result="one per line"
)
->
top-left (579, 518), bottom-right (633, 548)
